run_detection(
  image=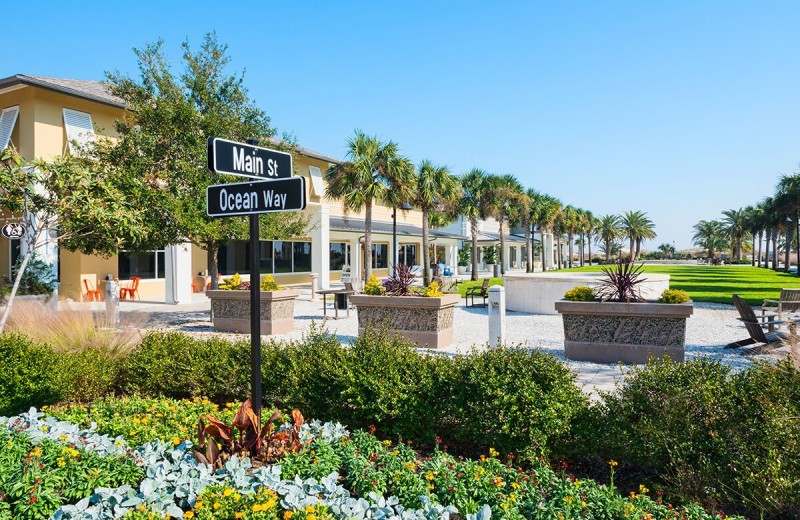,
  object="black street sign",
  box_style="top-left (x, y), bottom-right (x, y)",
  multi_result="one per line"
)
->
top-left (207, 137), bottom-right (292, 180)
top-left (206, 177), bottom-right (306, 217)
top-left (0, 223), bottom-right (25, 240)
